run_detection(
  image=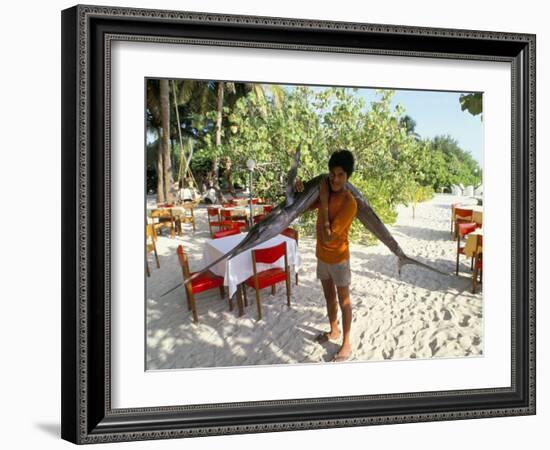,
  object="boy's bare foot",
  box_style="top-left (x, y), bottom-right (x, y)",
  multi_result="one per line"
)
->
top-left (315, 330), bottom-right (340, 344)
top-left (332, 343), bottom-right (352, 362)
